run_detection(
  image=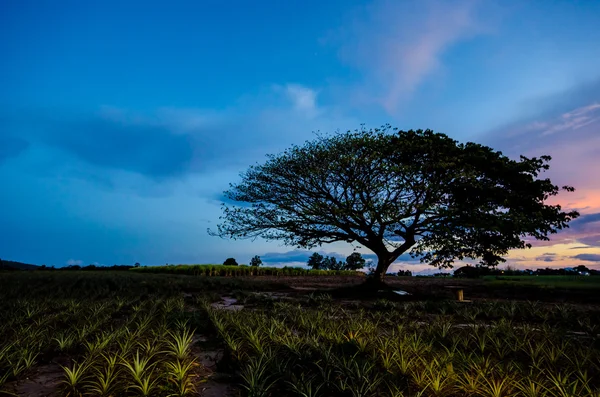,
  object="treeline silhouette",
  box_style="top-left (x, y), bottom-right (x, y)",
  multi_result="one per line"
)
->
top-left (454, 264), bottom-right (597, 278)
